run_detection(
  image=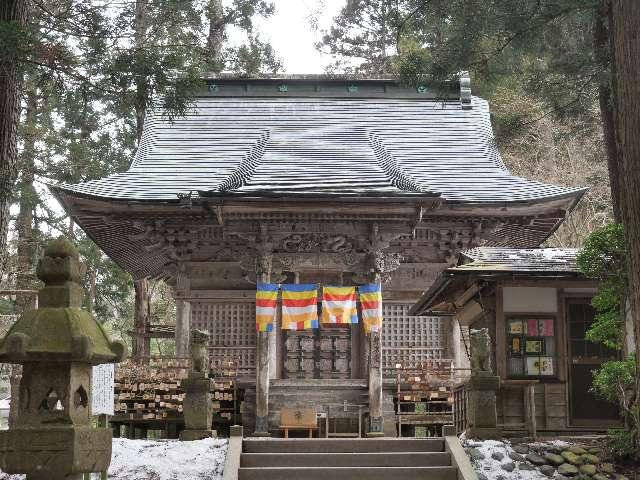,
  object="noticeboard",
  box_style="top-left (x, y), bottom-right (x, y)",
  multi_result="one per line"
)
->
top-left (91, 363), bottom-right (115, 416)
